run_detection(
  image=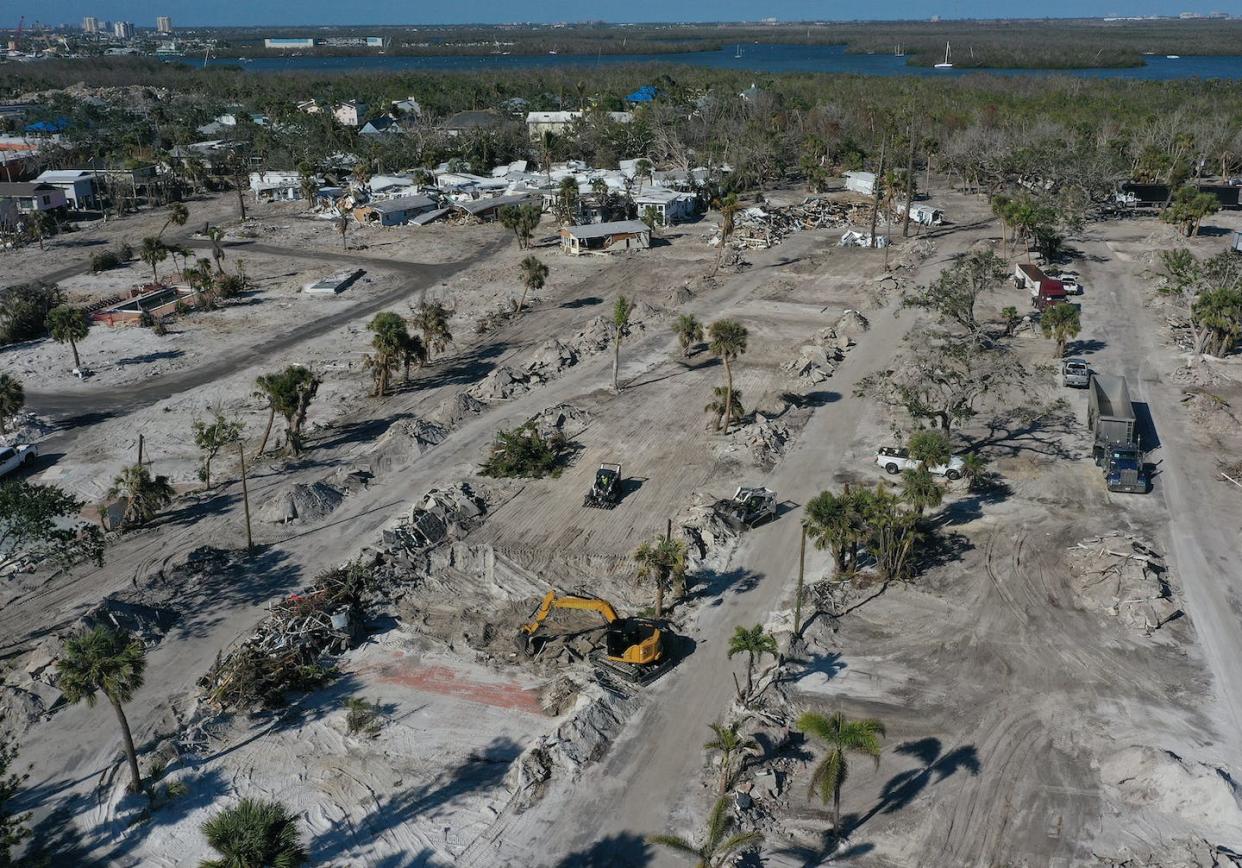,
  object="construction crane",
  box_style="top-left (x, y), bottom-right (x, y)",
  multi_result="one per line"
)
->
top-left (515, 590), bottom-right (672, 685)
